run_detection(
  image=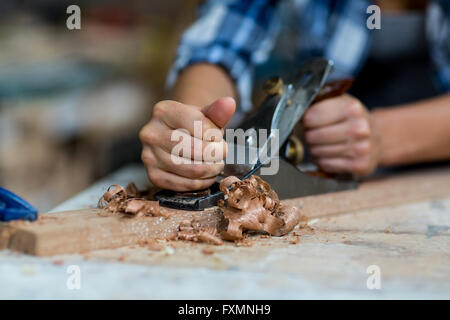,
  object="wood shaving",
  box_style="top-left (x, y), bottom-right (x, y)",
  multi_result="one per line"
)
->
top-left (219, 175), bottom-right (305, 240)
top-left (201, 248), bottom-right (215, 255)
top-left (176, 220), bottom-right (223, 245)
top-left (98, 183), bottom-right (169, 218)
top-left (97, 176), bottom-right (308, 246)
top-left (290, 236), bottom-right (300, 244)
